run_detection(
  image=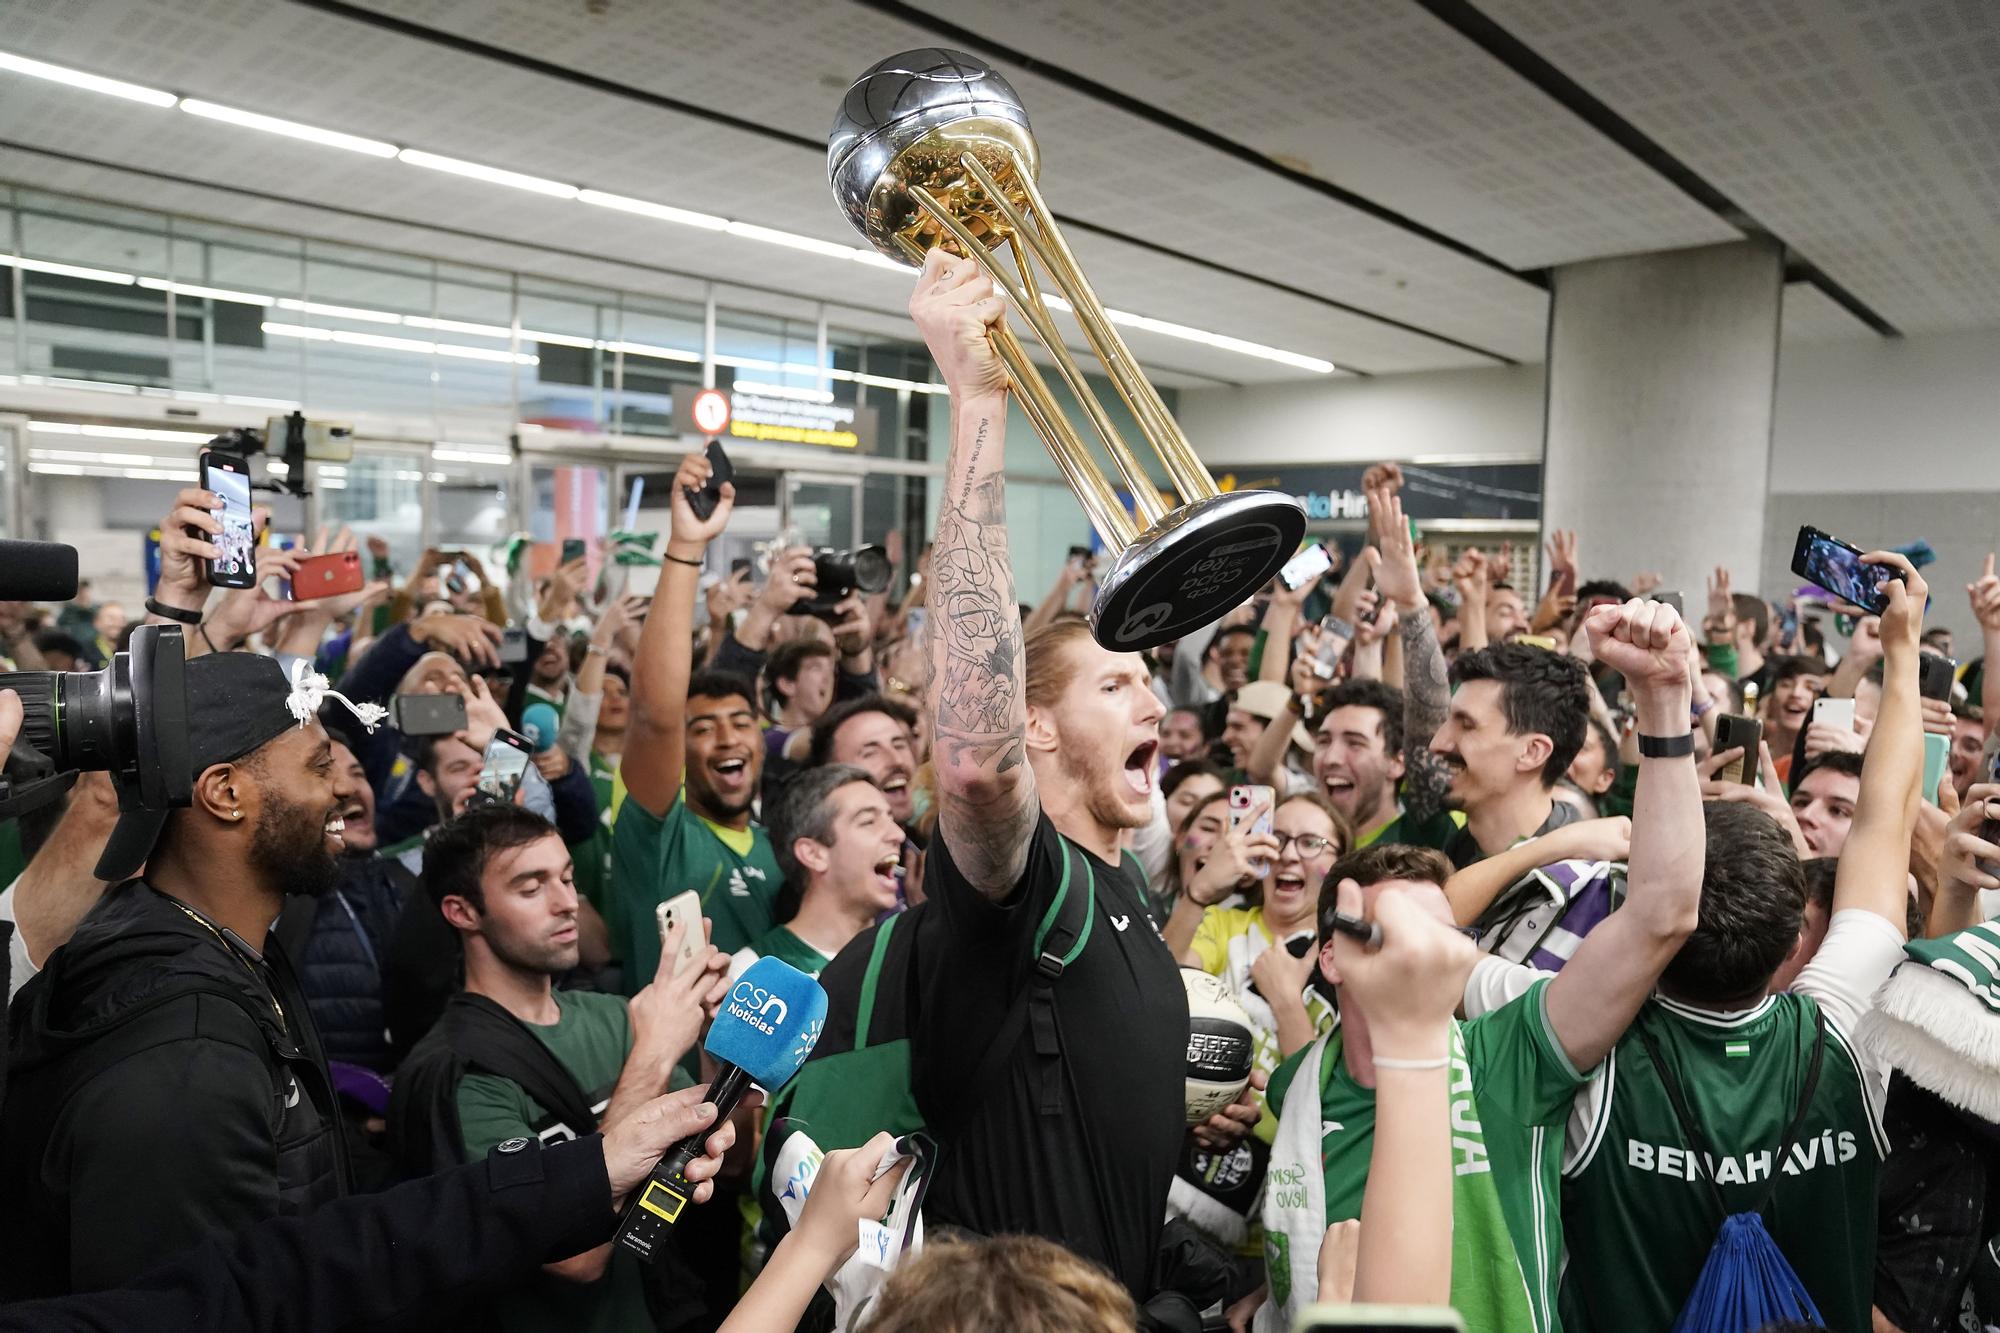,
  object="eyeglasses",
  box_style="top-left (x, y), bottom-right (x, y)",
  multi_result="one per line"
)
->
top-left (1274, 832), bottom-right (1338, 856)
